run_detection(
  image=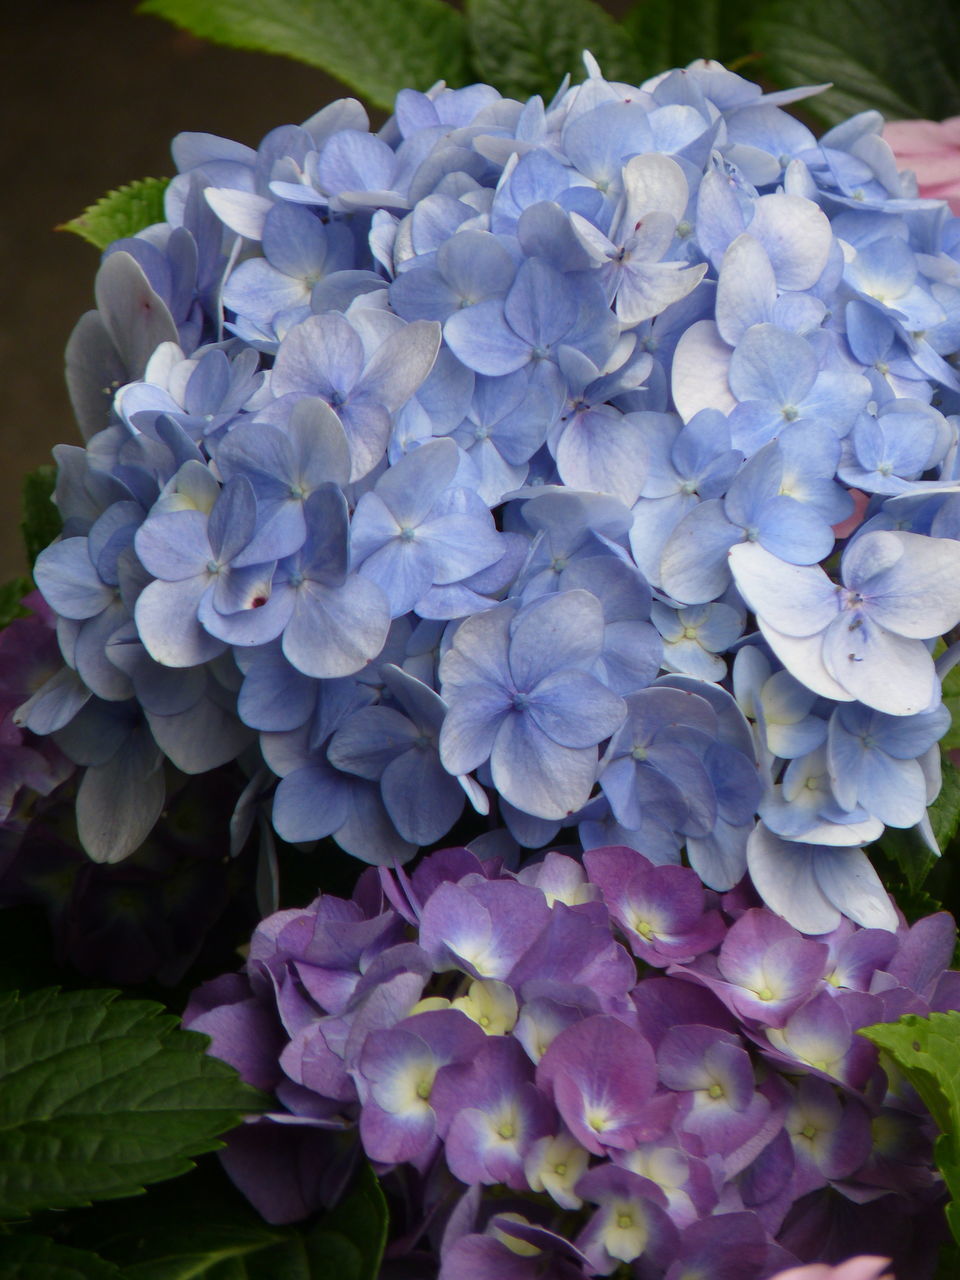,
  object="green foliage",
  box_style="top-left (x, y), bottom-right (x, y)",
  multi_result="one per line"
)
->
top-left (942, 659), bottom-right (960, 752)
top-left (137, 0), bottom-right (471, 111)
top-left (328, 1163), bottom-right (389, 1280)
top-left (872, 855), bottom-right (943, 925)
top-left (931, 756), bottom-right (960, 853)
top-left (132, 0), bottom-right (960, 126)
top-left (49, 1159), bottom-right (388, 1280)
top-left (116, 1219), bottom-right (362, 1279)
top-left (750, 0), bottom-right (960, 127)
top-left (874, 752), bottom-right (960, 910)
top-left (861, 1010), bottom-right (960, 1245)
top-left (61, 178), bottom-right (171, 252)
top-left (875, 821), bottom-right (938, 896)
top-left (0, 987), bottom-right (266, 1219)
top-left (0, 1235), bottom-right (123, 1279)
top-left (935, 1241), bottom-right (960, 1279)
top-left (621, 0), bottom-right (765, 83)
top-left (0, 577), bottom-right (31, 627)
top-left (21, 465), bottom-right (61, 569)
top-left (466, 0), bottom-right (637, 101)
